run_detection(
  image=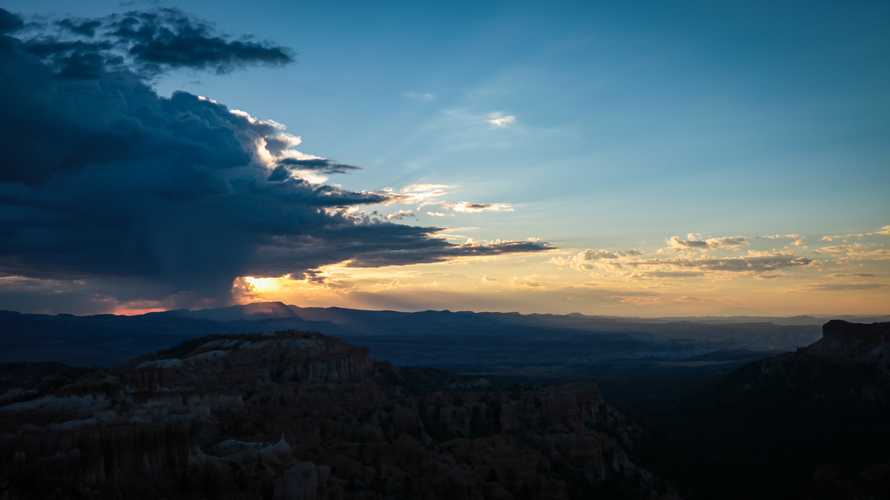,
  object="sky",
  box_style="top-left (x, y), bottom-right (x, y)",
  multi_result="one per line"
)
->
top-left (0, 0), bottom-right (888, 316)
